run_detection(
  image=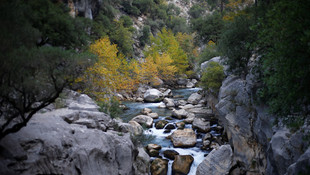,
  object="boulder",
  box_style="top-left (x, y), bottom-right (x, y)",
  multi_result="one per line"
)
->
top-left (171, 128), bottom-right (197, 147)
top-left (136, 97), bottom-right (144, 102)
top-left (191, 79), bottom-right (198, 84)
top-left (164, 124), bottom-right (176, 130)
top-left (186, 81), bottom-right (195, 88)
top-left (192, 118), bottom-right (211, 132)
top-left (172, 109), bottom-right (188, 119)
top-left (144, 89), bottom-right (163, 102)
top-left (177, 100), bottom-right (187, 106)
top-left (177, 78), bottom-right (189, 86)
top-left (163, 89), bottom-right (173, 97)
top-left (141, 108), bottom-right (152, 115)
top-left (0, 109), bottom-right (135, 175)
top-left (148, 149), bottom-right (160, 157)
top-left (128, 121), bottom-right (144, 135)
top-left (187, 92), bottom-right (202, 105)
top-left (163, 150), bottom-right (179, 160)
top-left (150, 77), bottom-right (164, 88)
top-left (130, 115), bottom-right (153, 128)
top-left (163, 98), bottom-right (175, 108)
top-left (133, 147), bottom-right (150, 175)
top-left (148, 112), bottom-right (159, 119)
top-left (196, 145), bottom-right (233, 175)
top-left (67, 93), bottom-right (99, 111)
top-left (155, 120), bottom-right (169, 129)
top-left (184, 113), bottom-right (195, 124)
top-left (147, 144), bottom-right (162, 150)
top-left (150, 158), bottom-right (168, 175)
top-left (187, 107), bottom-right (214, 118)
top-left (158, 103), bottom-right (166, 108)
top-left (172, 155), bottom-right (194, 175)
